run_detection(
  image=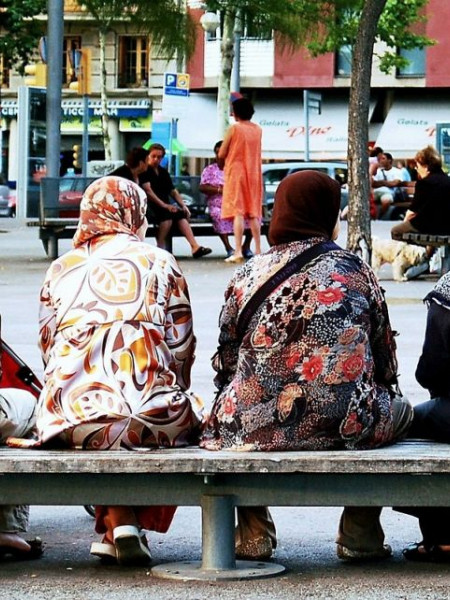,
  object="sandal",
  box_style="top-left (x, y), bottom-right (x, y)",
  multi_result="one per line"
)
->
top-left (235, 535), bottom-right (274, 560)
top-left (90, 541), bottom-right (117, 565)
top-left (0, 537), bottom-right (43, 561)
top-left (336, 543), bottom-right (392, 562)
top-left (113, 525), bottom-right (152, 567)
top-left (403, 541), bottom-right (450, 563)
top-left (192, 246), bottom-right (212, 259)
